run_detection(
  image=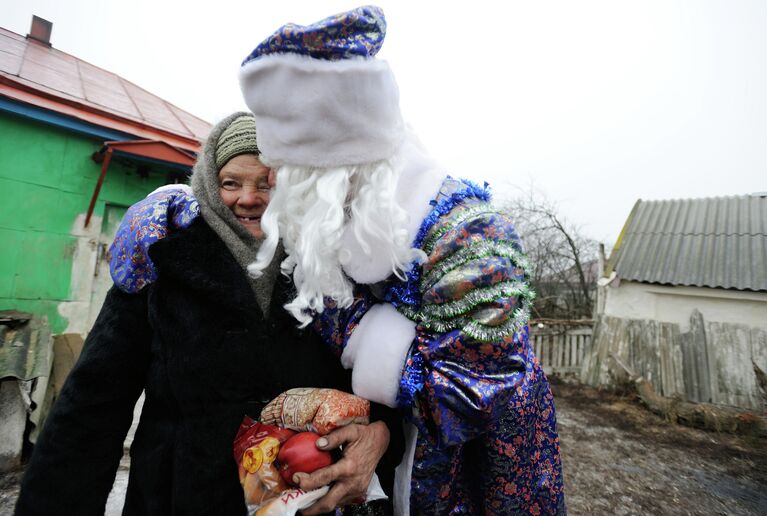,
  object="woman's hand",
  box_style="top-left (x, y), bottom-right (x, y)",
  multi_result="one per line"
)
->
top-left (294, 421), bottom-right (389, 515)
